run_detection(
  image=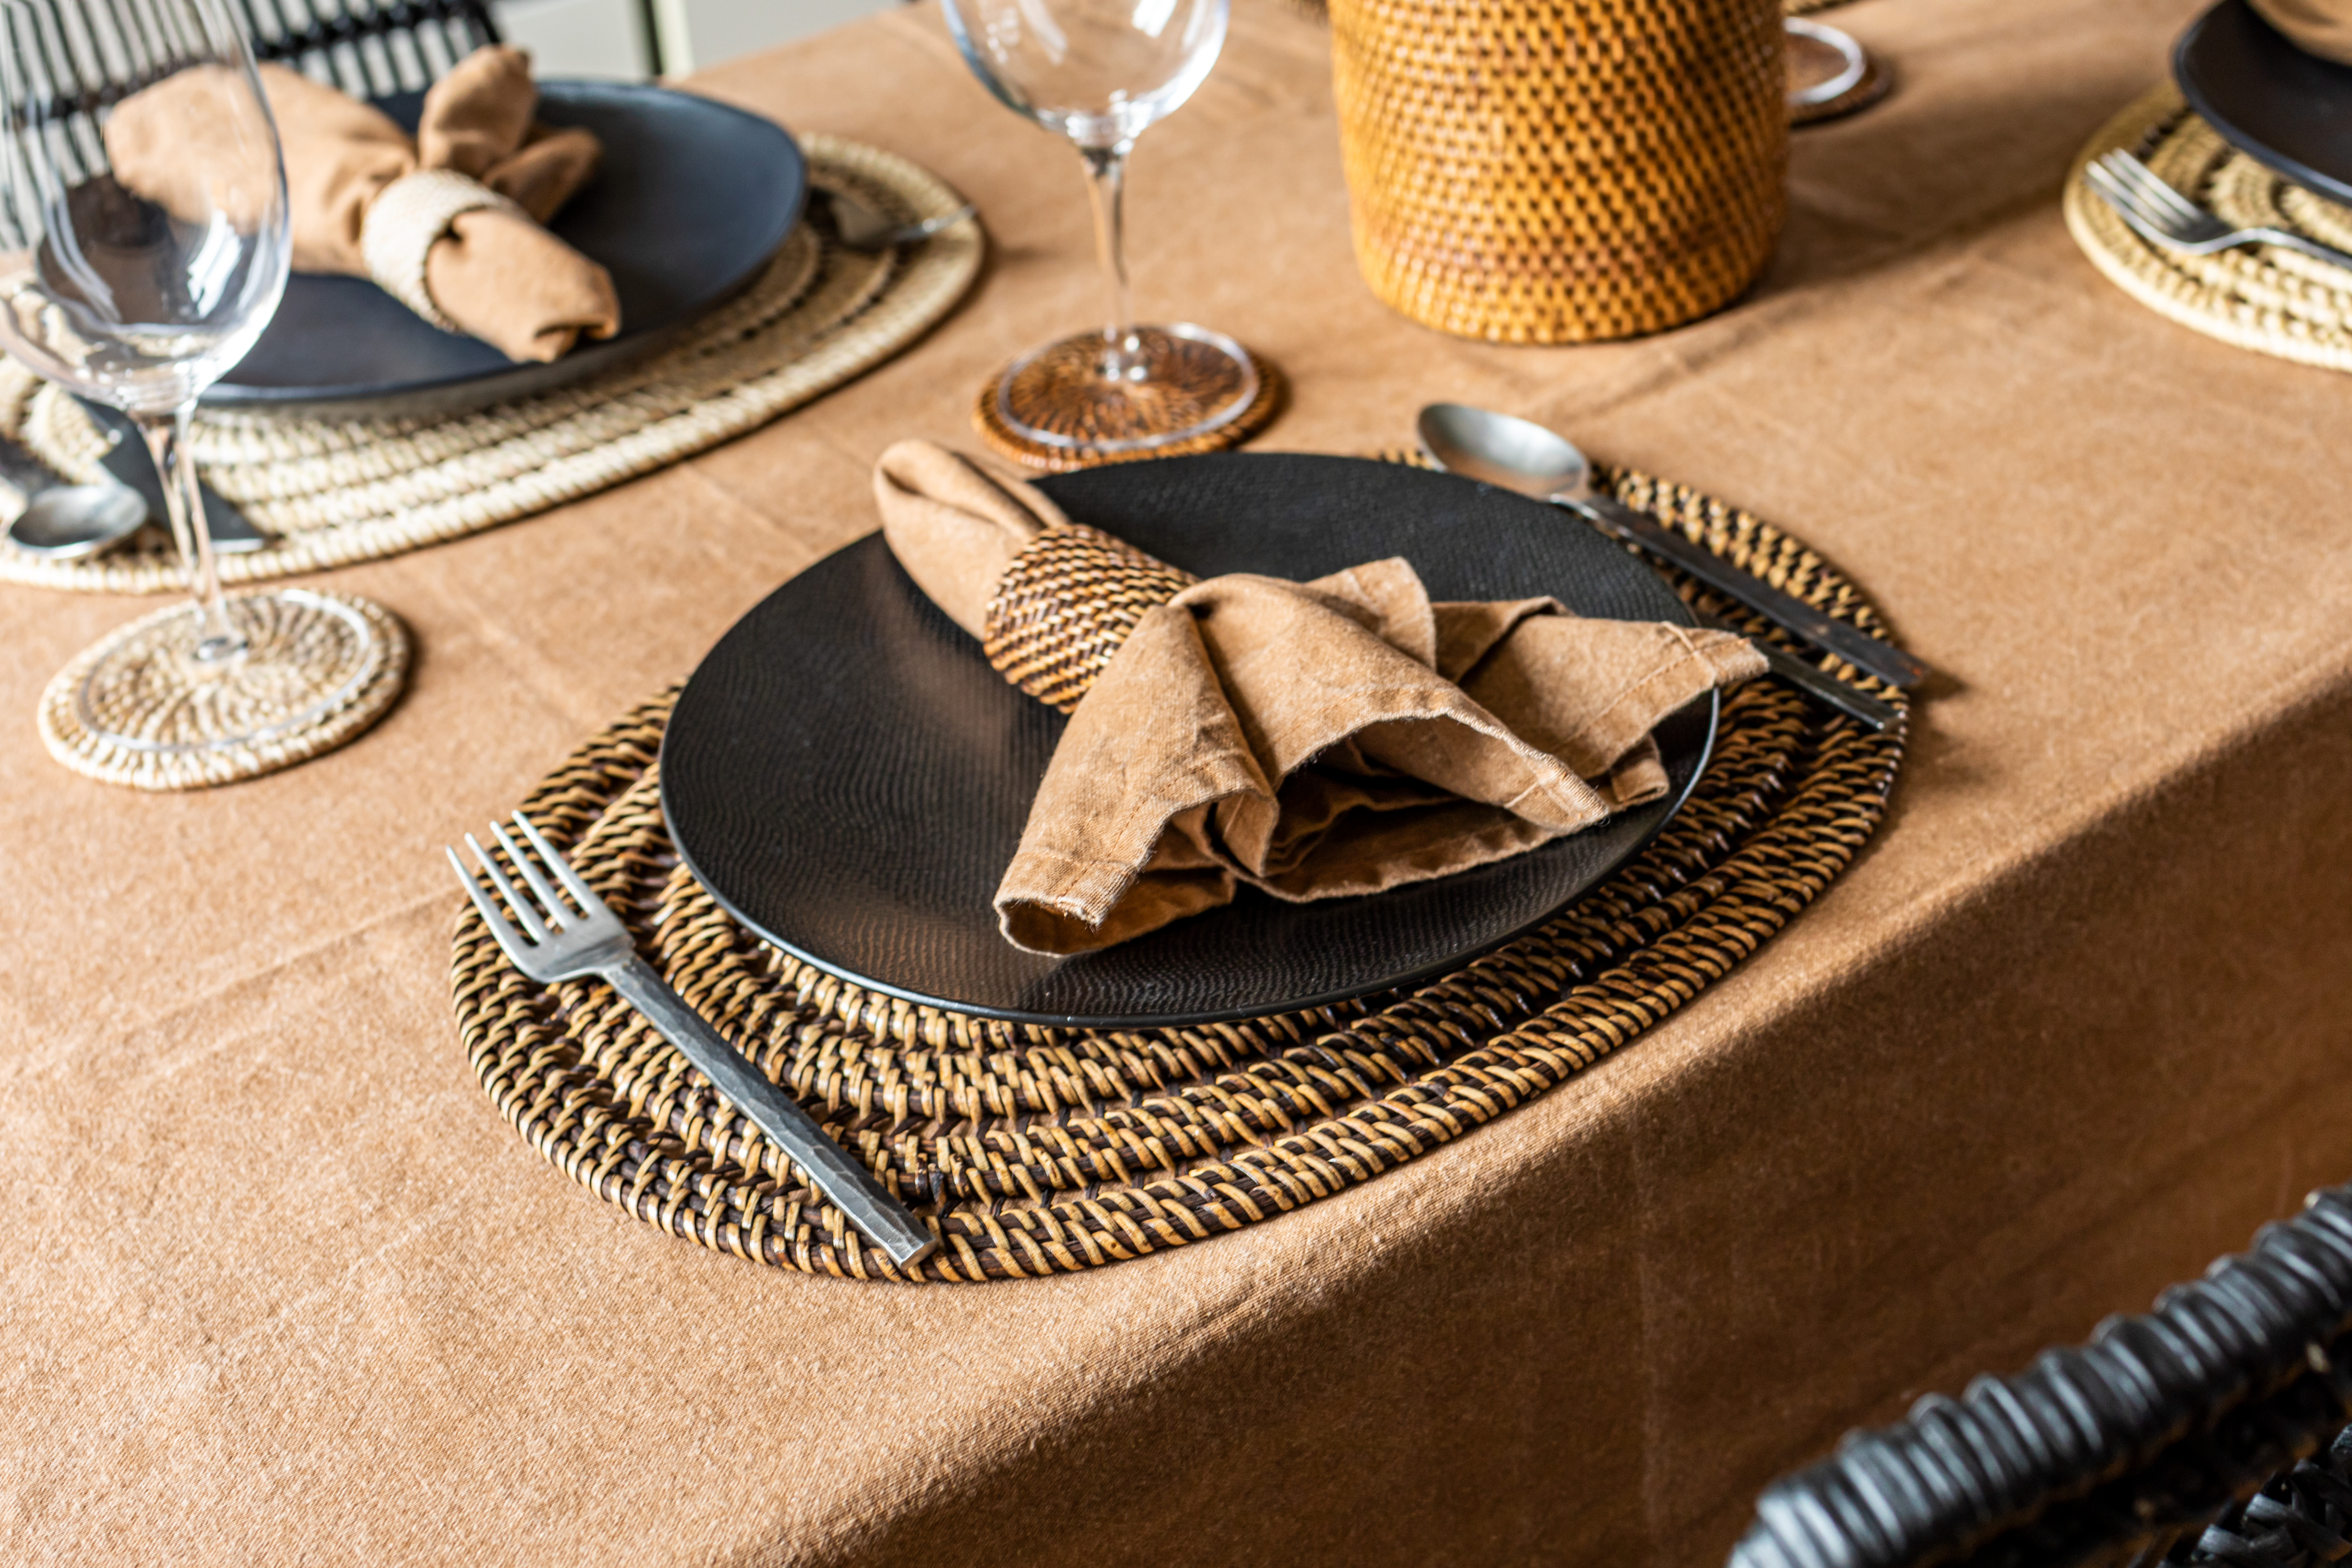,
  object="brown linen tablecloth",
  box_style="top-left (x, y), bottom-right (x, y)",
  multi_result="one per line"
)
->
top-left (5, 0), bottom-right (2351, 1562)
